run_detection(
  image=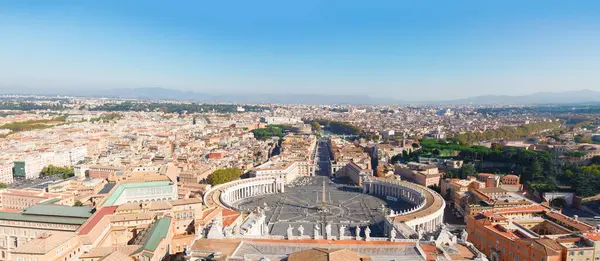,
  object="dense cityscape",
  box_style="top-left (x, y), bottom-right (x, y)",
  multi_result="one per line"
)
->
top-left (3, 1), bottom-right (600, 261)
top-left (0, 96), bottom-right (598, 261)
